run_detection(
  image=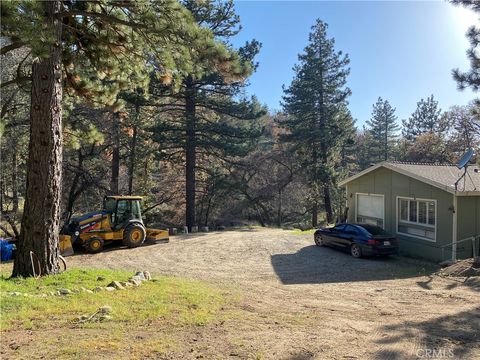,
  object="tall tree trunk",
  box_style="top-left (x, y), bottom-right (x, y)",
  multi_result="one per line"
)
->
top-left (185, 77), bottom-right (196, 232)
top-left (0, 174), bottom-right (3, 218)
top-left (143, 157), bottom-right (148, 190)
top-left (128, 104), bottom-right (139, 195)
top-left (311, 202), bottom-right (318, 228)
top-left (12, 145), bottom-right (19, 214)
top-left (128, 125), bottom-right (137, 195)
top-left (323, 186), bottom-right (333, 224)
top-left (204, 194), bottom-right (213, 227)
top-left (111, 112), bottom-right (120, 194)
top-left (12, 0), bottom-right (63, 277)
top-left (66, 149), bottom-right (83, 214)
